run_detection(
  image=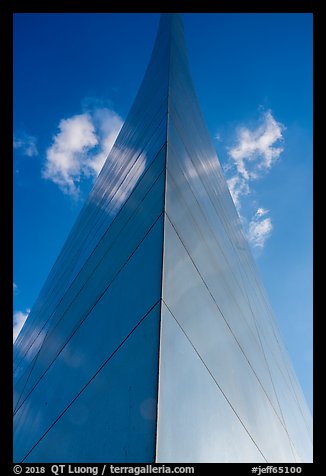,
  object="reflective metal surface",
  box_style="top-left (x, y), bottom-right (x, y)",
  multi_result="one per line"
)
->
top-left (157, 303), bottom-right (266, 463)
top-left (24, 304), bottom-right (161, 463)
top-left (14, 13), bottom-right (312, 463)
top-left (14, 13), bottom-right (168, 461)
top-left (157, 13), bottom-right (312, 463)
